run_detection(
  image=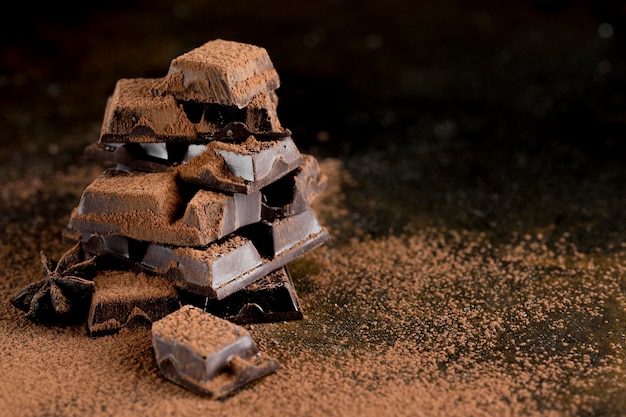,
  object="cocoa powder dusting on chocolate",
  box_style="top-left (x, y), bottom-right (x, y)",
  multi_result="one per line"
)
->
top-left (153, 305), bottom-right (246, 351)
top-left (93, 270), bottom-right (175, 301)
